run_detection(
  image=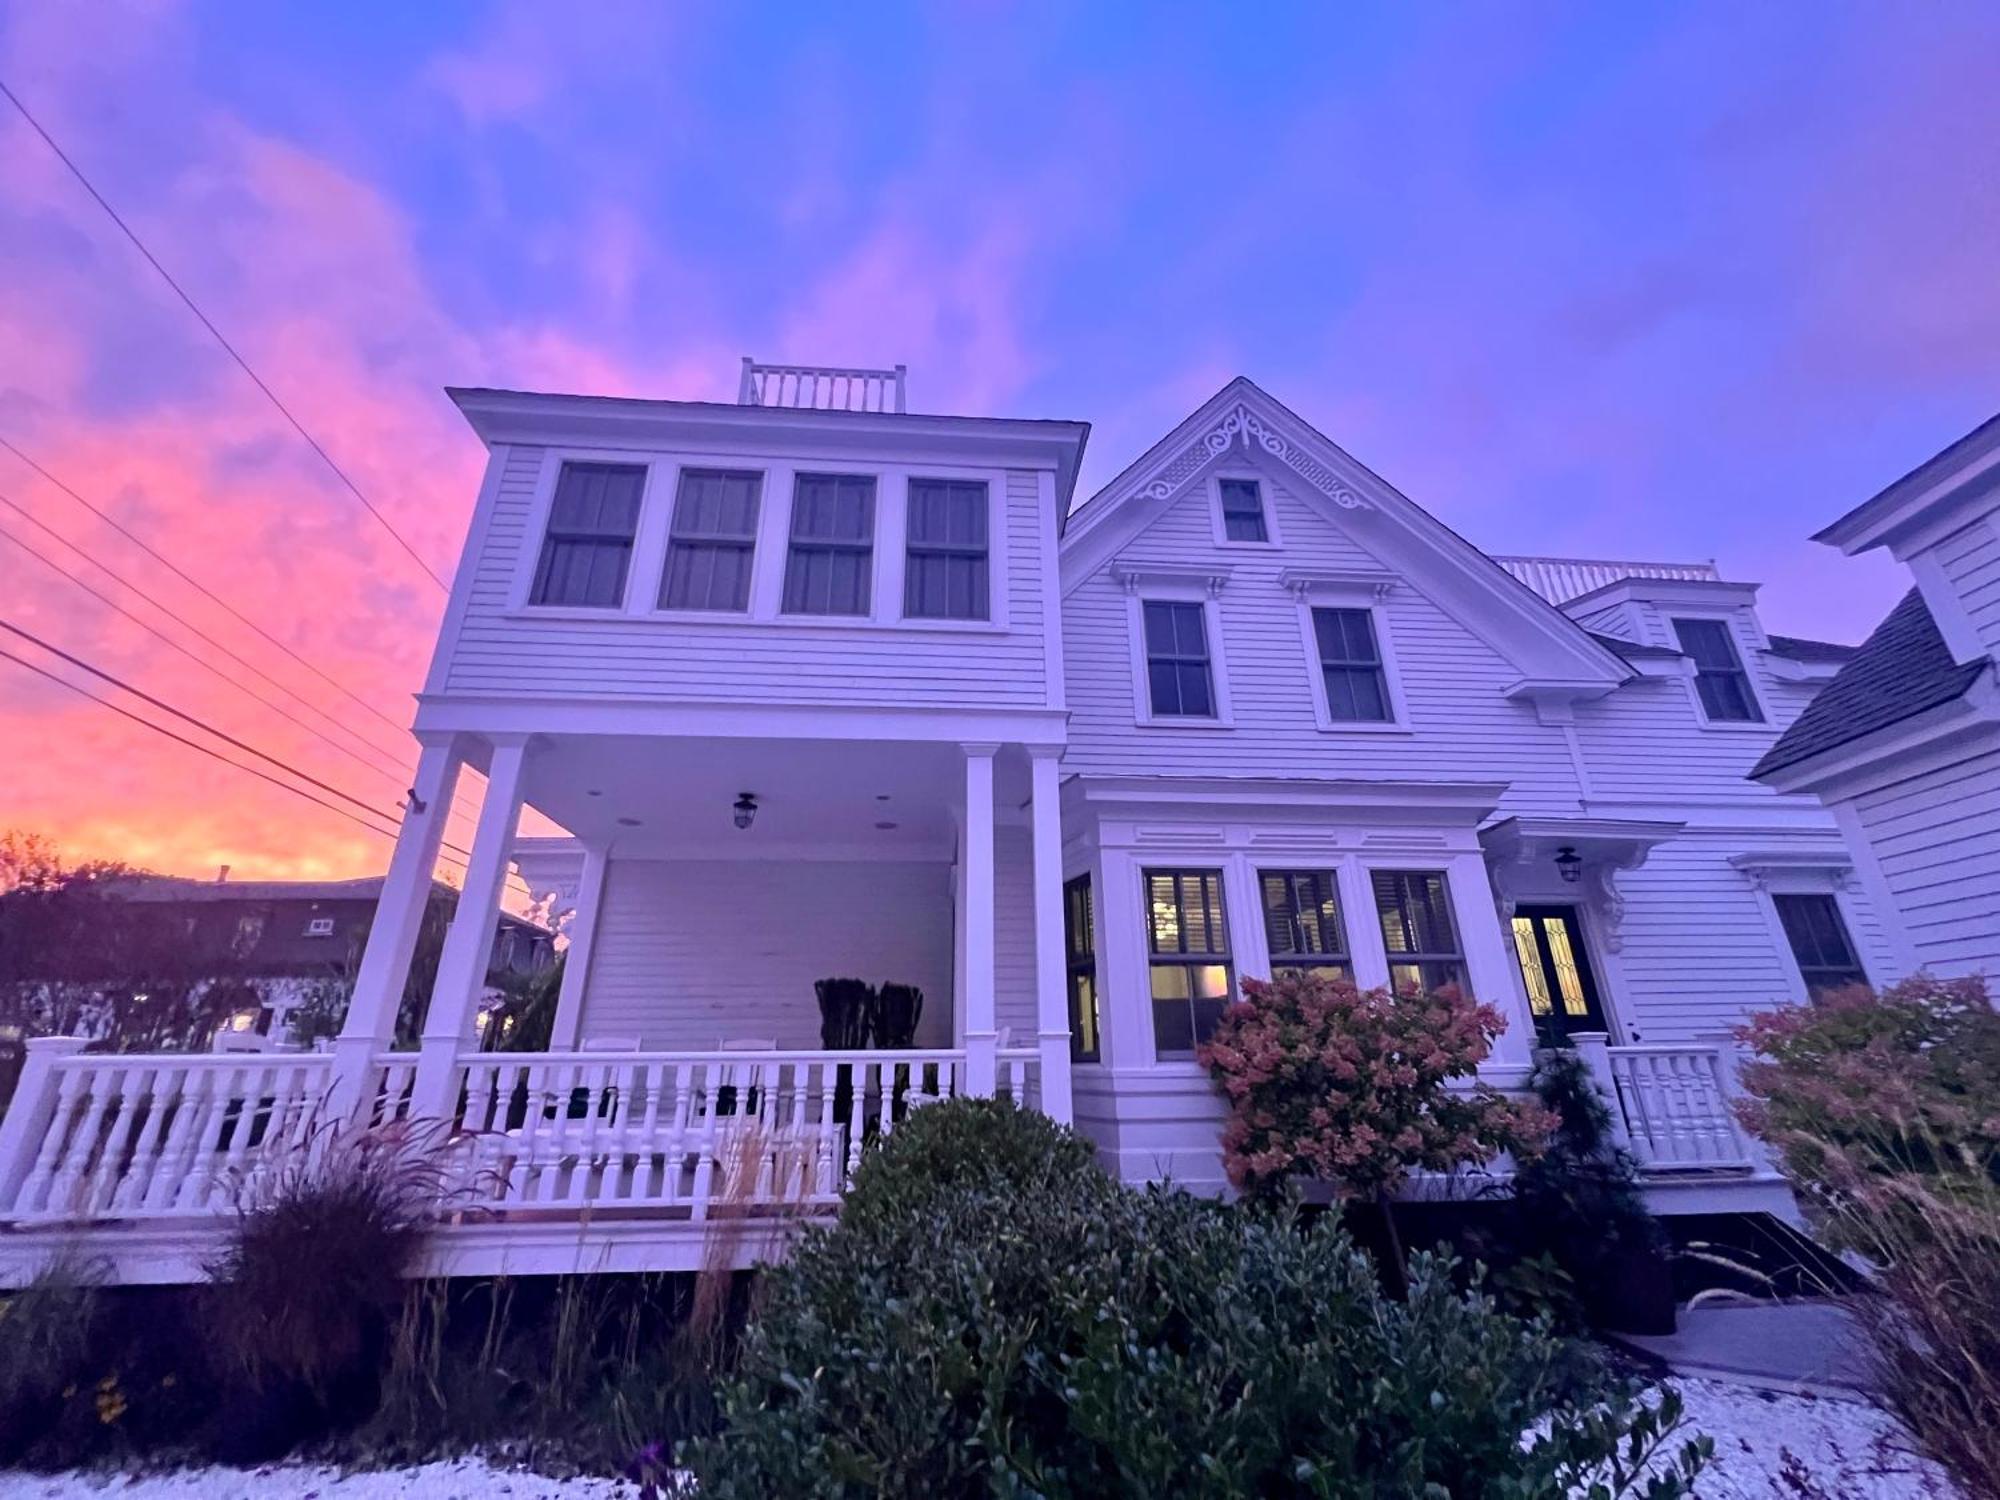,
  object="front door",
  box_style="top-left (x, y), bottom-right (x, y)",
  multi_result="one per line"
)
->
top-left (1508, 905), bottom-right (1608, 1045)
